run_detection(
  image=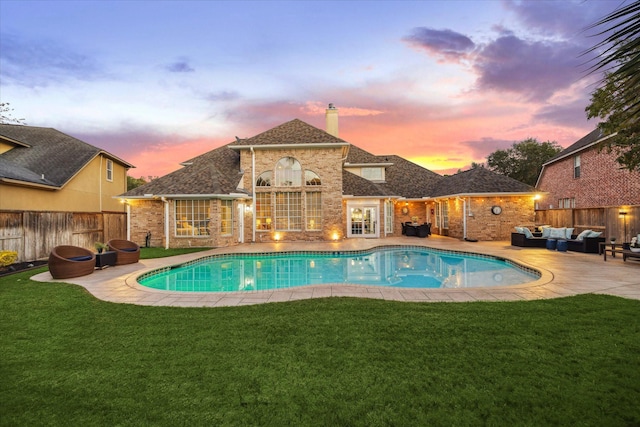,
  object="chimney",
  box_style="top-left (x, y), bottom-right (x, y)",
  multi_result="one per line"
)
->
top-left (325, 103), bottom-right (338, 137)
